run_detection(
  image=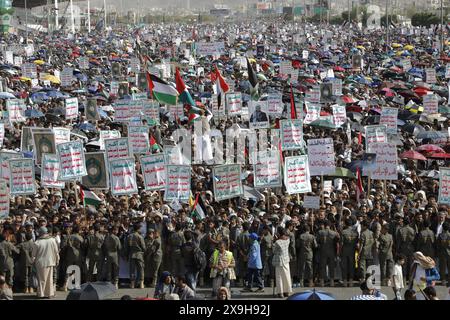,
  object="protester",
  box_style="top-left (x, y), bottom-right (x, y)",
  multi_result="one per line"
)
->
top-left (272, 227), bottom-right (292, 298)
top-left (409, 251), bottom-right (440, 299)
top-left (0, 275), bottom-right (13, 300)
top-left (242, 232), bottom-right (264, 292)
top-left (217, 286), bottom-right (230, 300)
top-left (154, 271), bottom-right (175, 299)
top-left (174, 276), bottom-right (196, 300)
top-left (210, 240), bottom-right (236, 297)
top-left (392, 254), bottom-right (406, 300)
